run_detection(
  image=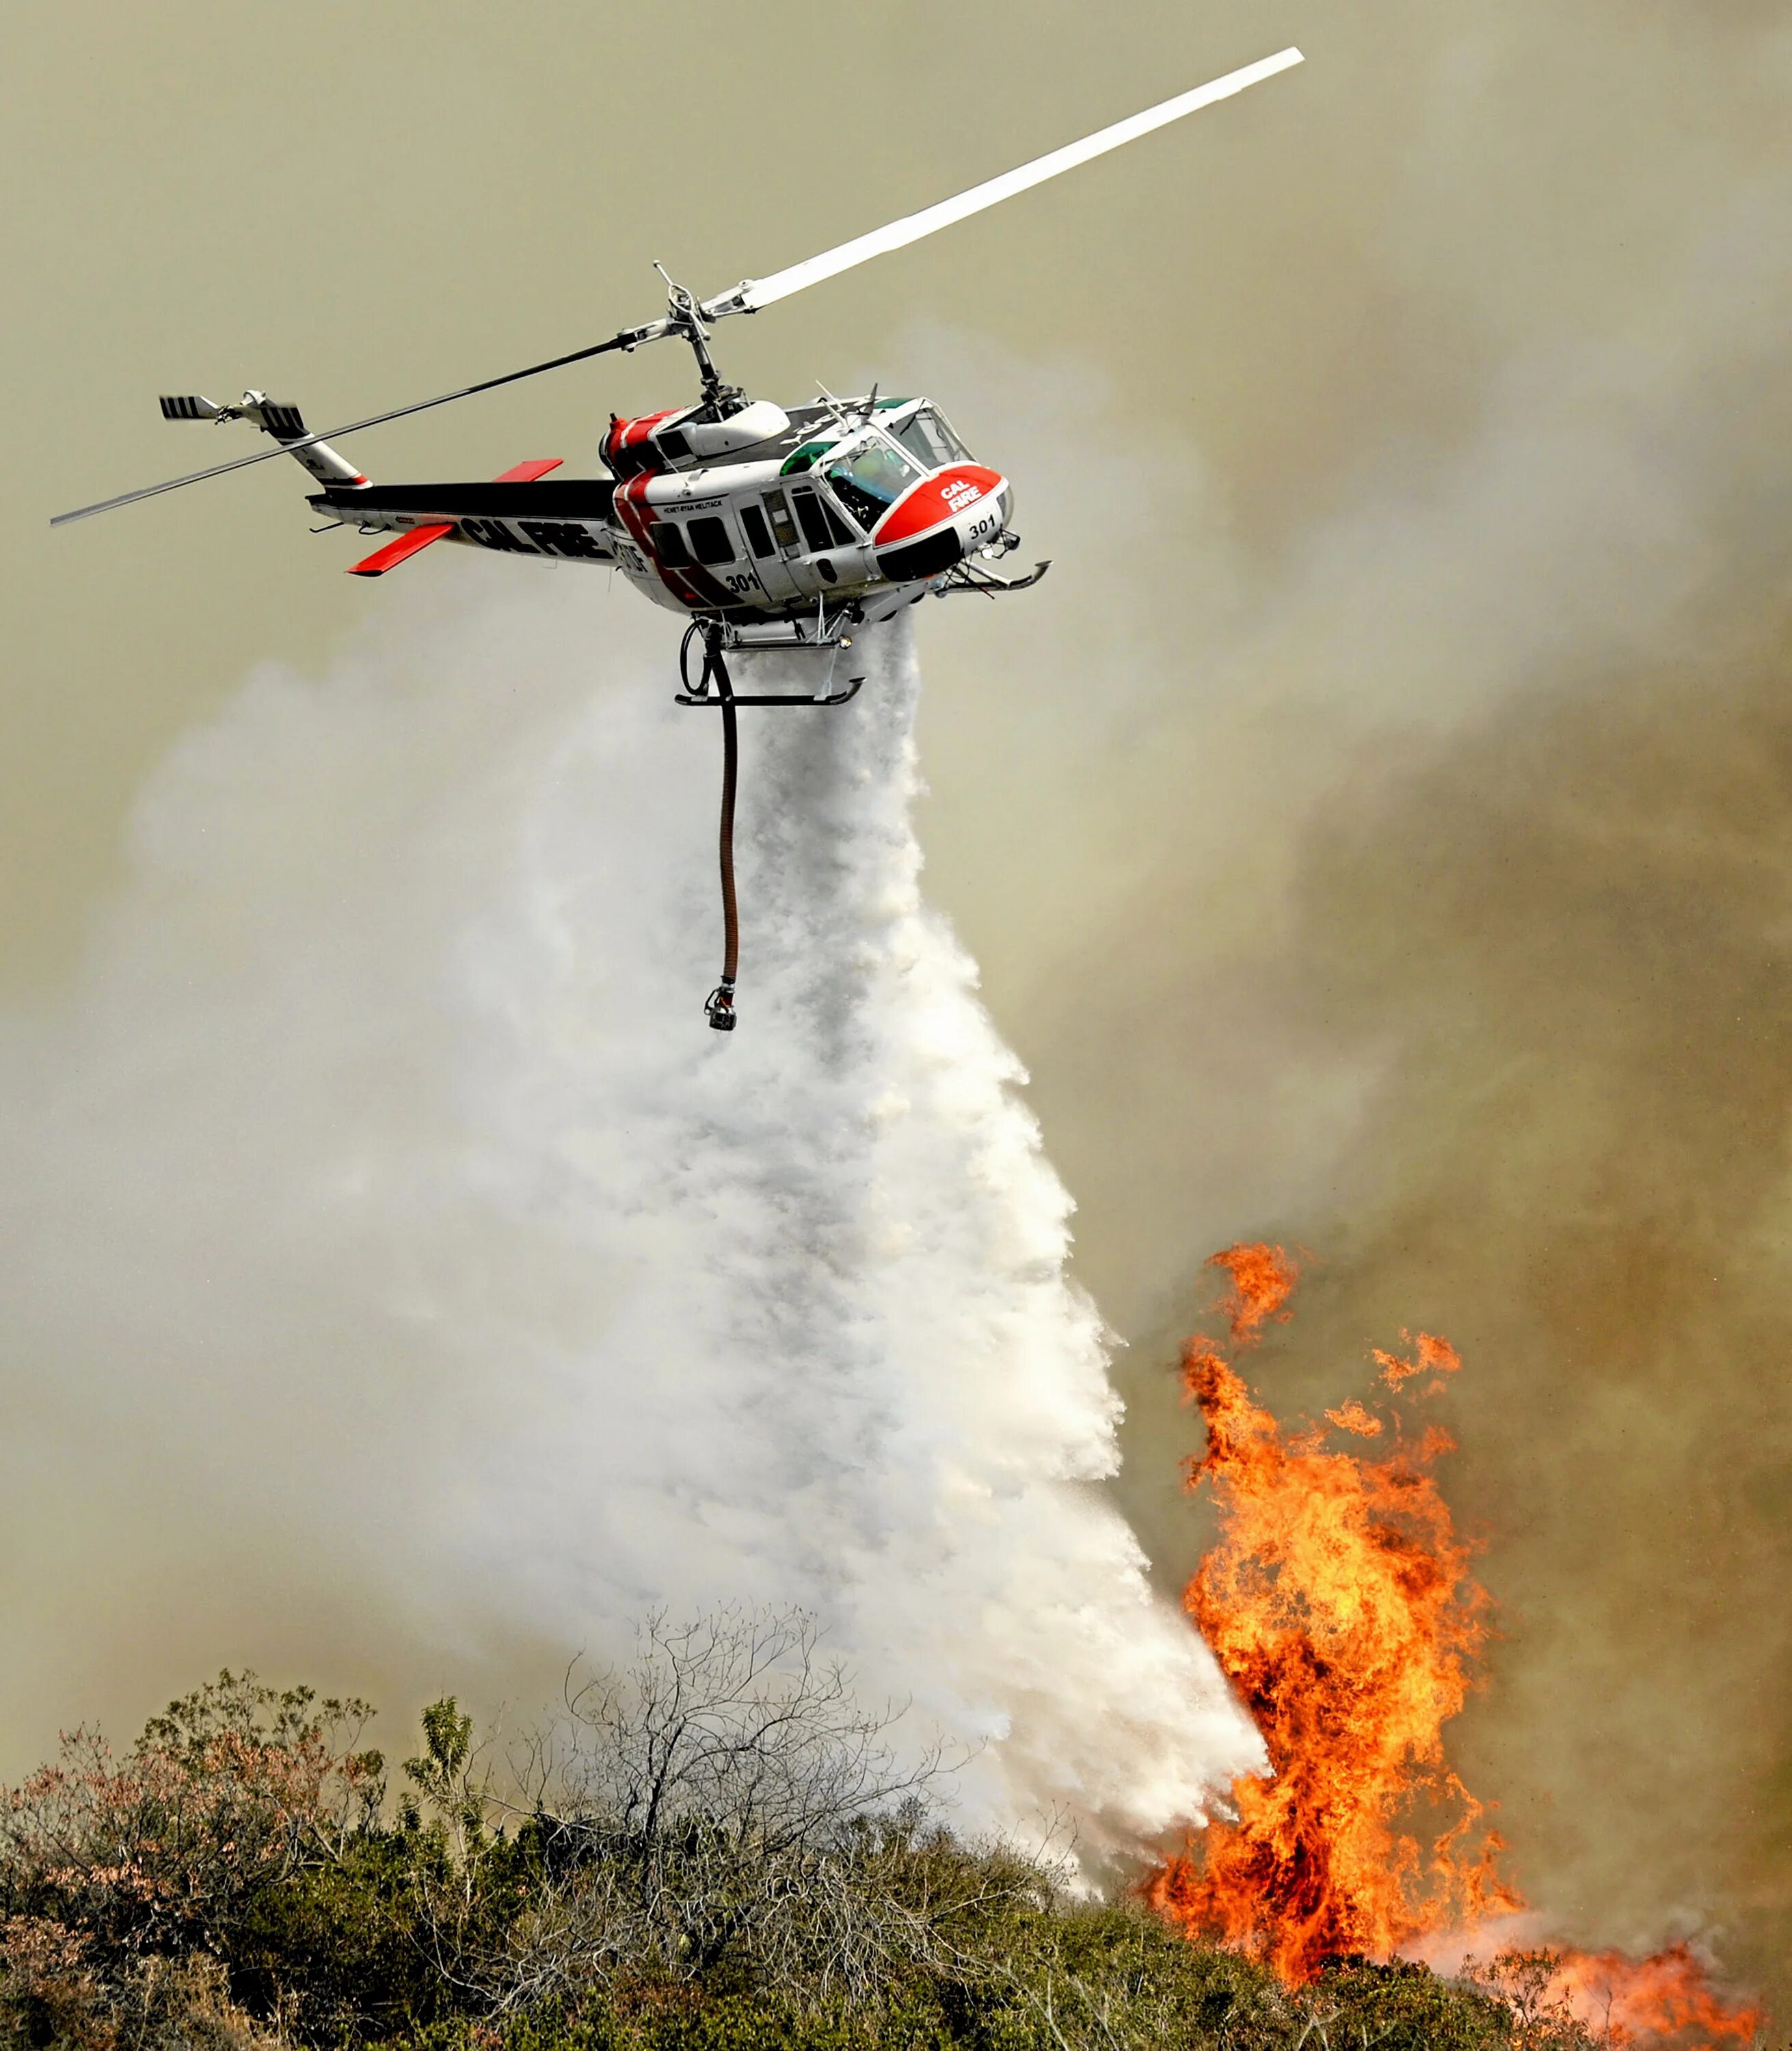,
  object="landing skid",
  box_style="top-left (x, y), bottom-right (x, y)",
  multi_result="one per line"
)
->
top-left (935, 557), bottom-right (1053, 600)
top-left (673, 618), bottom-right (865, 708)
top-left (676, 682), bottom-right (864, 708)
